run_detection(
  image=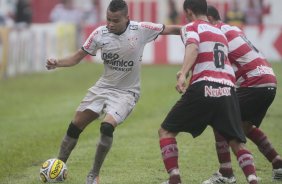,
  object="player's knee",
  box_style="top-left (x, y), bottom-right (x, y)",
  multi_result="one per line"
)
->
top-left (100, 122), bottom-right (115, 137)
top-left (67, 122), bottom-right (83, 139)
